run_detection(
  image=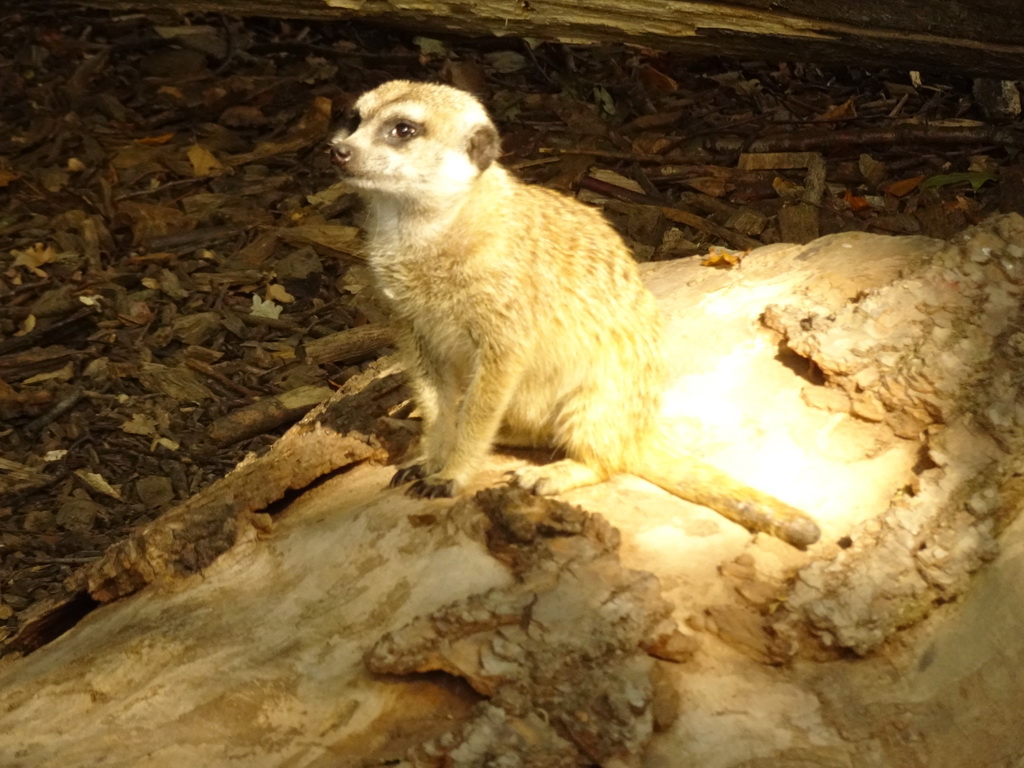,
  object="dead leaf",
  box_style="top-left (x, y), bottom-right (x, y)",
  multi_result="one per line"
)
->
top-left (484, 50), bottom-right (528, 74)
top-left (592, 85), bottom-right (615, 115)
top-left (121, 413), bottom-right (158, 436)
top-left (251, 295), bottom-right (283, 319)
top-left (413, 37), bottom-right (447, 56)
top-left (638, 65), bottom-right (679, 95)
top-left (307, 181), bottom-right (354, 208)
top-left (944, 195), bottom-right (975, 213)
top-left (171, 312), bottom-right (222, 345)
top-left (219, 105), bottom-right (268, 128)
top-left (23, 362), bottom-right (74, 384)
top-left (187, 144), bottom-right (226, 177)
top-left (702, 247), bottom-right (744, 268)
top-left (843, 188), bottom-right (871, 211)
top-left (152, 436), bottom-right (181, 452)
top-left (119, 300), bottom-right (156, 326)
top-left (710, 71), bottom-right (762, 97)
top-left (155, 268), bottom-right (189, 300)
top-left (136, 132), bottom-right (176, 146)
top-left (266, 283), bottom-right (296, 303)
top-left (817, 98), bottom-right (857, 121)
top-left (772, 176), bottom-right (803, 200)
top-left (969, 155), bottom-right (1000, 174)
top-left (0, 170), bottom-right (21, 187)
top-left (135, 475), bottom-right (175, 508)
top-left (158, 85), bottom-right (185, 100)
top-left (882, 175), bottom-right (926, 197)
top-left (74, 470), bottom-right (123, 500)
top-left (858, 154), bottom-right (887, 187)
top-left (11, 243), bottom-right (58, 277)
top-left (17, 314), bottom-right (37, 335)
top-left (118, 201), bottom-right (193, 245)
